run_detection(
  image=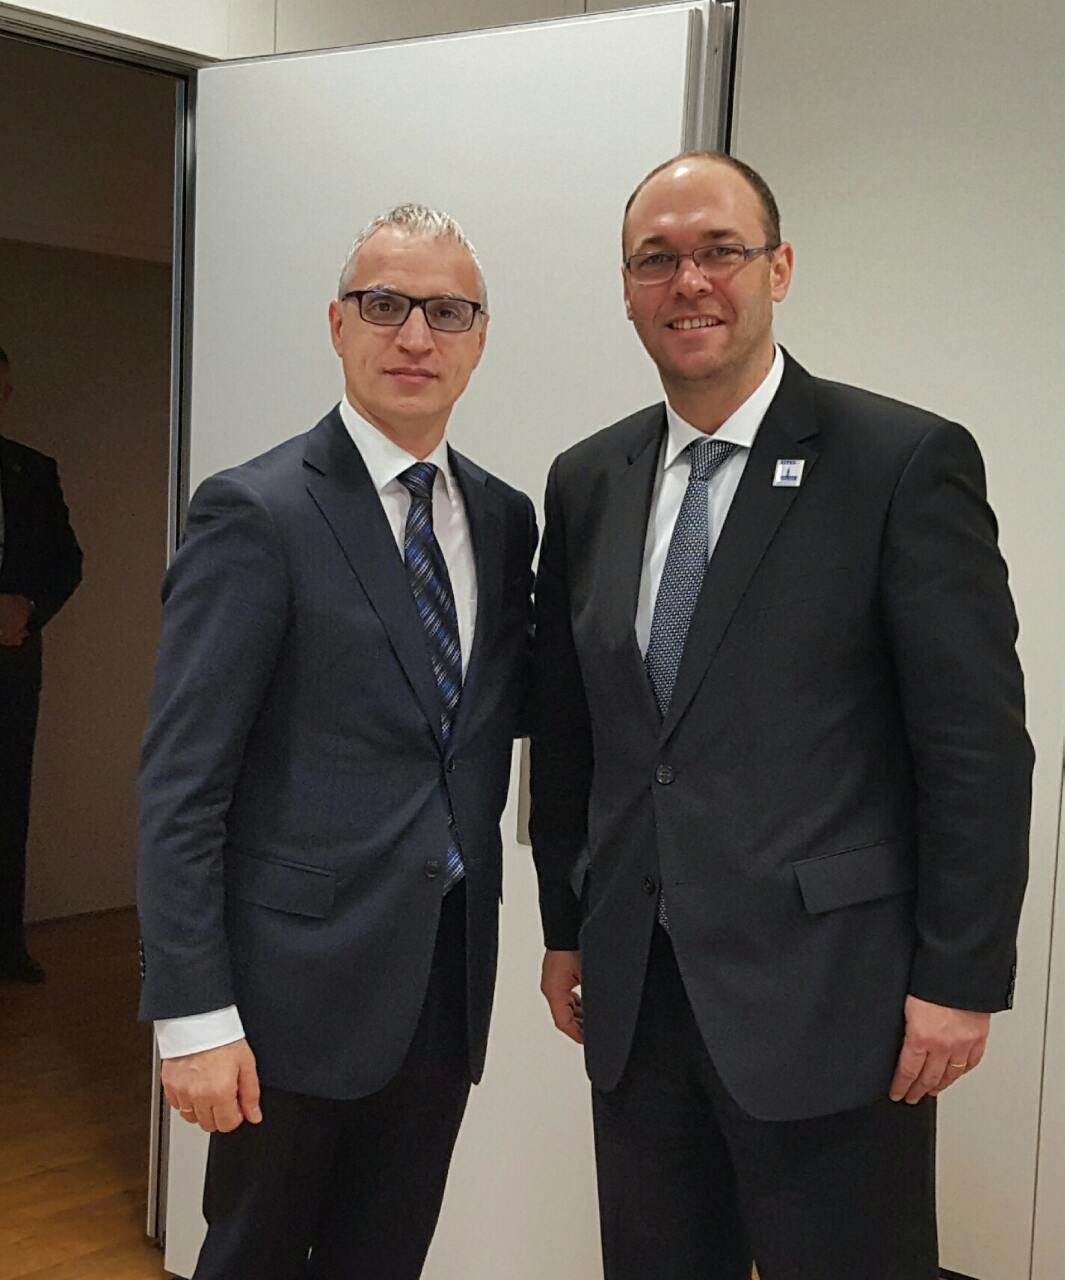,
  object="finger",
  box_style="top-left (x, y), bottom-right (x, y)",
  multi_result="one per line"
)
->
top-left (929, 1057), bottom-right (969, 1097)
top-left (238, 1060), bottom-right (263, 1124)
top-left (213, 1093), bottom-right (245, 1133)
top-left (968, 1040), bottom-right (987, 1072)
top-left (905, 1051), bottom-right (950, 1105)
top-left (547, 993), bottom-right (584, 1044)
top-left (889, 1045), bottom-right (928, 1102)
top-left (190, 1100), bottom-right (218, 1133)
top-left (175, 1099), bottom-right (200, 1124)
